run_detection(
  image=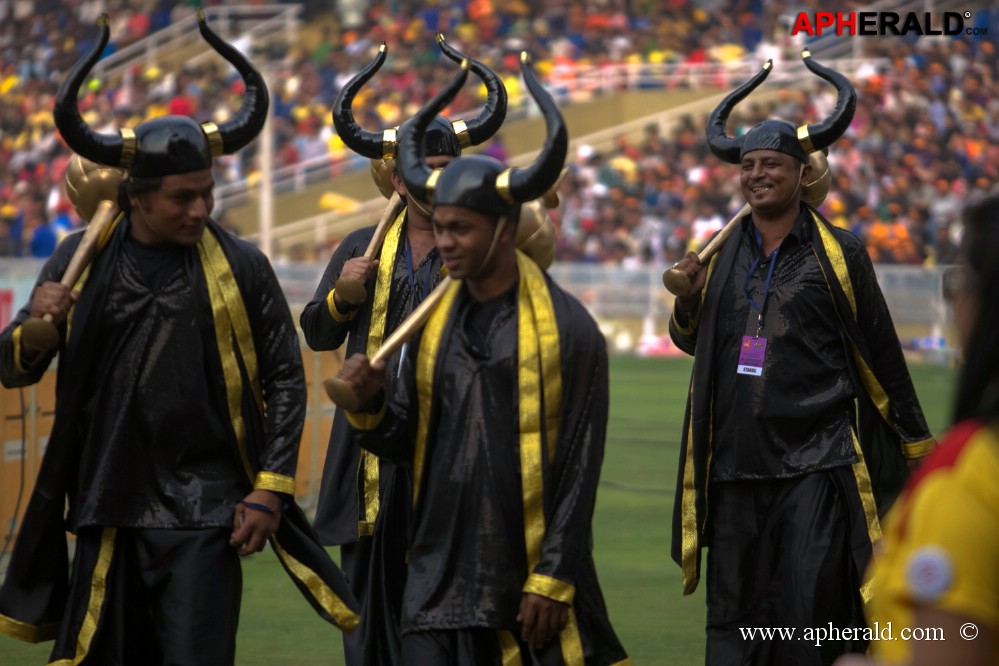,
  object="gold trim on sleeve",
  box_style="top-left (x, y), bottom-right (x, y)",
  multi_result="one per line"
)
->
top-left (345, 403), bottom-right (387, 431)
top-left (523, 573), bottom-right (575, 604)
top-left (254, 471), bottom-right (296, 496)
top-left (902, 437), bottom-right (937, 459)
top-left (325, 289), bottom-right (357, 322)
